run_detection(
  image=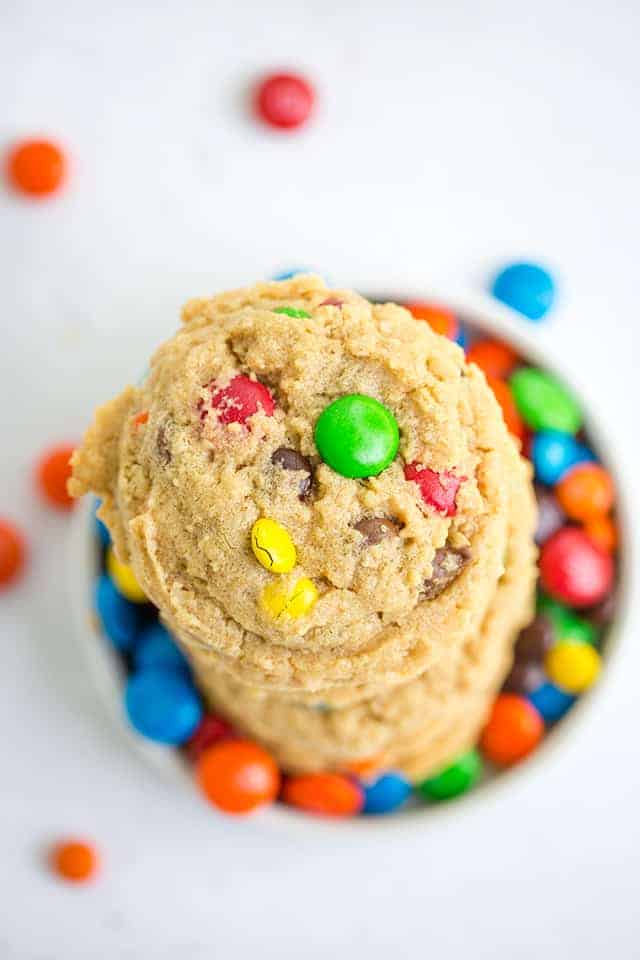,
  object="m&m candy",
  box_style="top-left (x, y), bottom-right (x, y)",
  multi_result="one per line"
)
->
top-left (125, 667), bottom-right (202, 745)
top-left (466, 339), bottom-right (518, 379)
top-left (545, 641), bottom-right (601, 694)
top-left (251, 518), bottom-right (297, 573)
top-left (510, 369), bottom-right (582, 434)
top-left (260, 576), bottom-right (318, 620)
top-left (362, 772), bottom-right (412, 815)
top-left (201, 374), bottom-right (275, 426)
top-left (528, 682), bottom-right (575, 723)
top-left (50, 840), bottom-right (99, 883)
top-left (185, 714), bottom-right (234, 763)
top-left (6, 138), bottom-right (66, 197)
top-left (95, 574), bottom-right (141, 652)
top-left (0, 518), bottom-right (26, 588)
top-left (584, 514), bottom-right (617, 553)
top-left (491, 262), bottom-right (555, 321)
top-left (106, 547), bottom-right (147, 603)
top-left (405, 302), bottom-right (459, 340)
top-left (273, 305), bottom-right (311, 319)
top-left (540, 527), bottom-right (613, 608)
top-left (197, 740), bottom-right (280, 814)
top-left (480, 695), bottom-right (544, 766)
top-left (282, 773), bottom-right (364, 817)
top-left (404, 464), bottom-right (464, 516)
top-left (486, 376), bottom-right (525, 440)
top-left (254, 72), bottom-right (315, 130)
top-left (531, 431), bottom-right (594, 486)
top-left (556, 463), bottom-right (614, 522)
top-left (36, 443), bottom-right (76, 509)
top-left (314, 394), bottom-right (399, 478)
top-left (134, 622), bottom-right (189, 675)
top-left (418, 749), bottom-right (482, 801)
top-left (534, 487), bottom-right (566, 545)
